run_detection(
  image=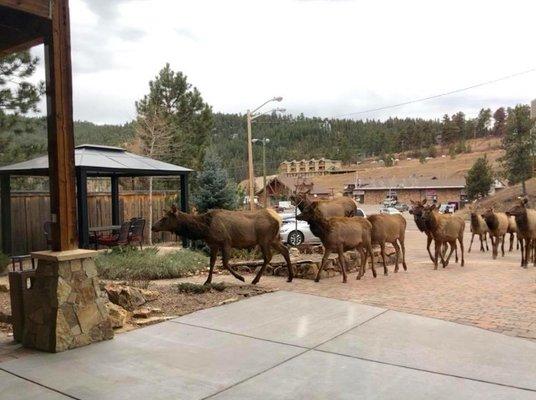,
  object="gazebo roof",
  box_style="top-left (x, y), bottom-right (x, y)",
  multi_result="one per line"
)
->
top-left (0, 144), bottom-right (192, 177)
